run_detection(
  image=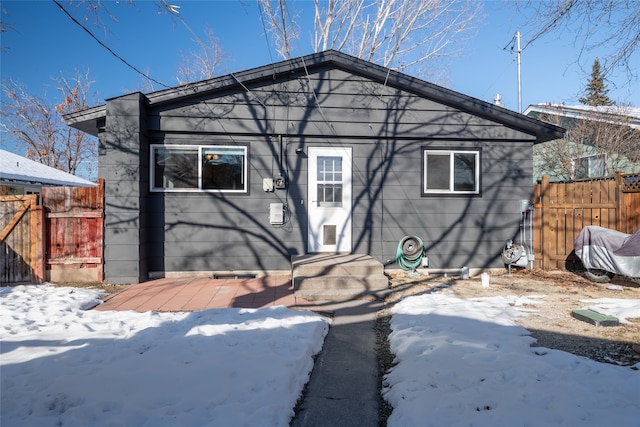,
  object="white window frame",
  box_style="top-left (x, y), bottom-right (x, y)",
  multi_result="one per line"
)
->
top-left (150, 144), bottom-right (248, 193)
top-left (422, 149), bottom-right (480, 195)
top-left (571, 153), bottom-right (606, 179)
